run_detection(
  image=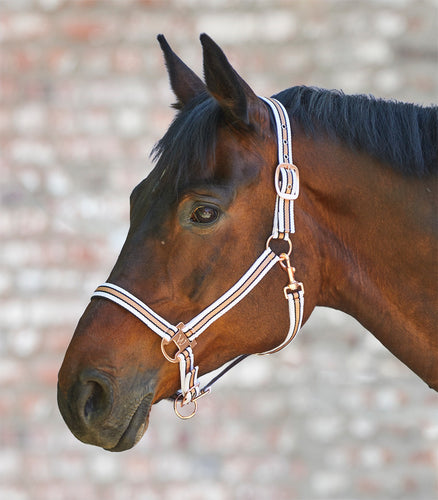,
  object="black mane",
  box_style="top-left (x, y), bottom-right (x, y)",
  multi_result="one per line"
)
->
top-left (151, 87), bottom-right (438, 196)
top-left (275, 86), bottom-right (438, 177)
